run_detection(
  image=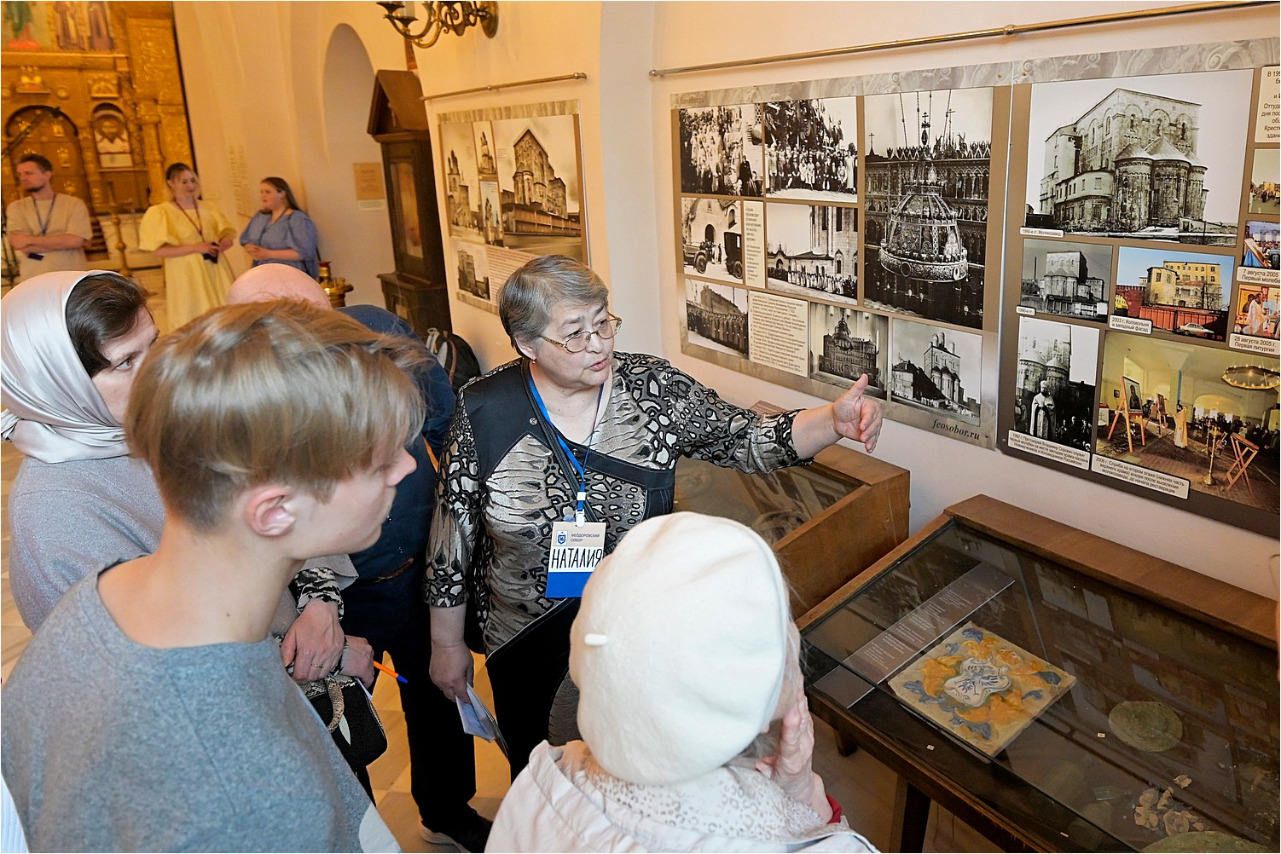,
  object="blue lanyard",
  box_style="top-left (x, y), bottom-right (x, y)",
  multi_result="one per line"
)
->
top-left (527, 371), bottom-right (603, 527)
top-left (33, 194), bottom-right (57, 236)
